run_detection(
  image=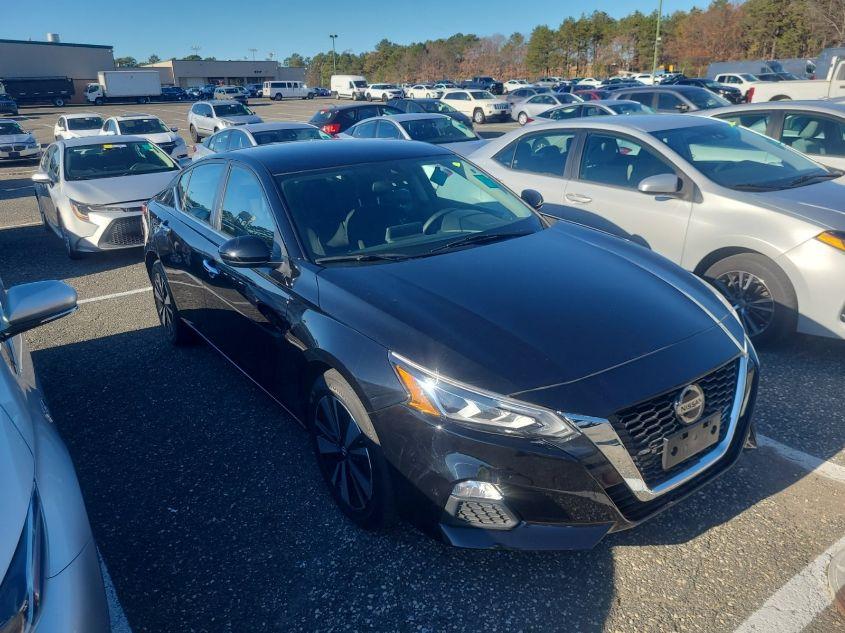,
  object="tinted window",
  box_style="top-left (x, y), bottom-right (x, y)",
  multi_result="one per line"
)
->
top-left (510, 132), bottom-right (575, 176)
top-left (220, 166), bottom-right (276, 247)
top-left (352, 120), bottom-right (378, 138)
top-left (67, 116), bottom-right (103, 130)
top-left (120, 118), bottom-right (169, 134)
top-left (656, 92), bottom-right (683, 112)
top-left (401, 117), bottom-right (476, 143)
top-left (213, 103), bottom-right (253, 117)
top-left (780, 113), bottom-right (845, 157)
top-left (624, 92), bottom-right (654, 107)
top-left (546, 105), bottom-right (582, 120)
top-left (252, 128), bottom-right (328, 144)
top-left (182, 163), bottom-right (225, 223)
top-left (355, 105), bottom-right (380, 121)
top-left (375, 121), bottom-right (402, 139)
top-left (580, 133), bottom-right (673, 189)
top-left (583, 106), bottom-right (610, 117)
top-left (717, 112), bottom-right (771, 134)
